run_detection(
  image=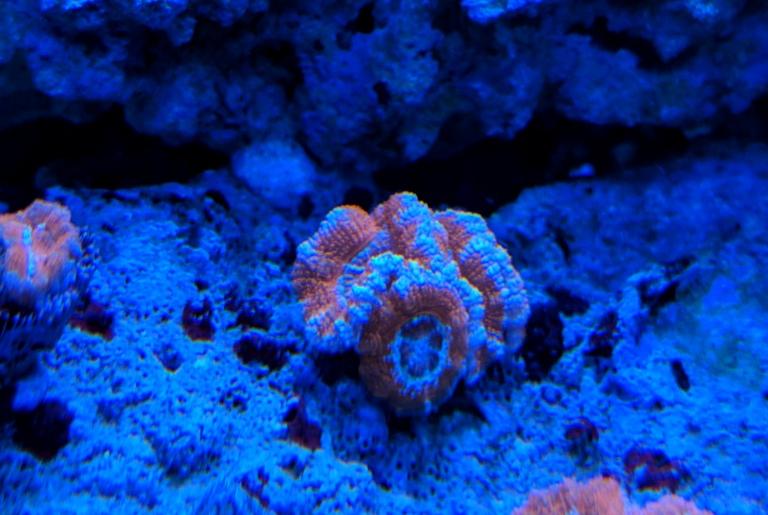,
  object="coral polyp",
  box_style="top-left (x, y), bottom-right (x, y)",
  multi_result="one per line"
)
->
top-left (0, 200), bottom-right (90, 384)
top-left (293, 192), bottom-right (529, 413)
